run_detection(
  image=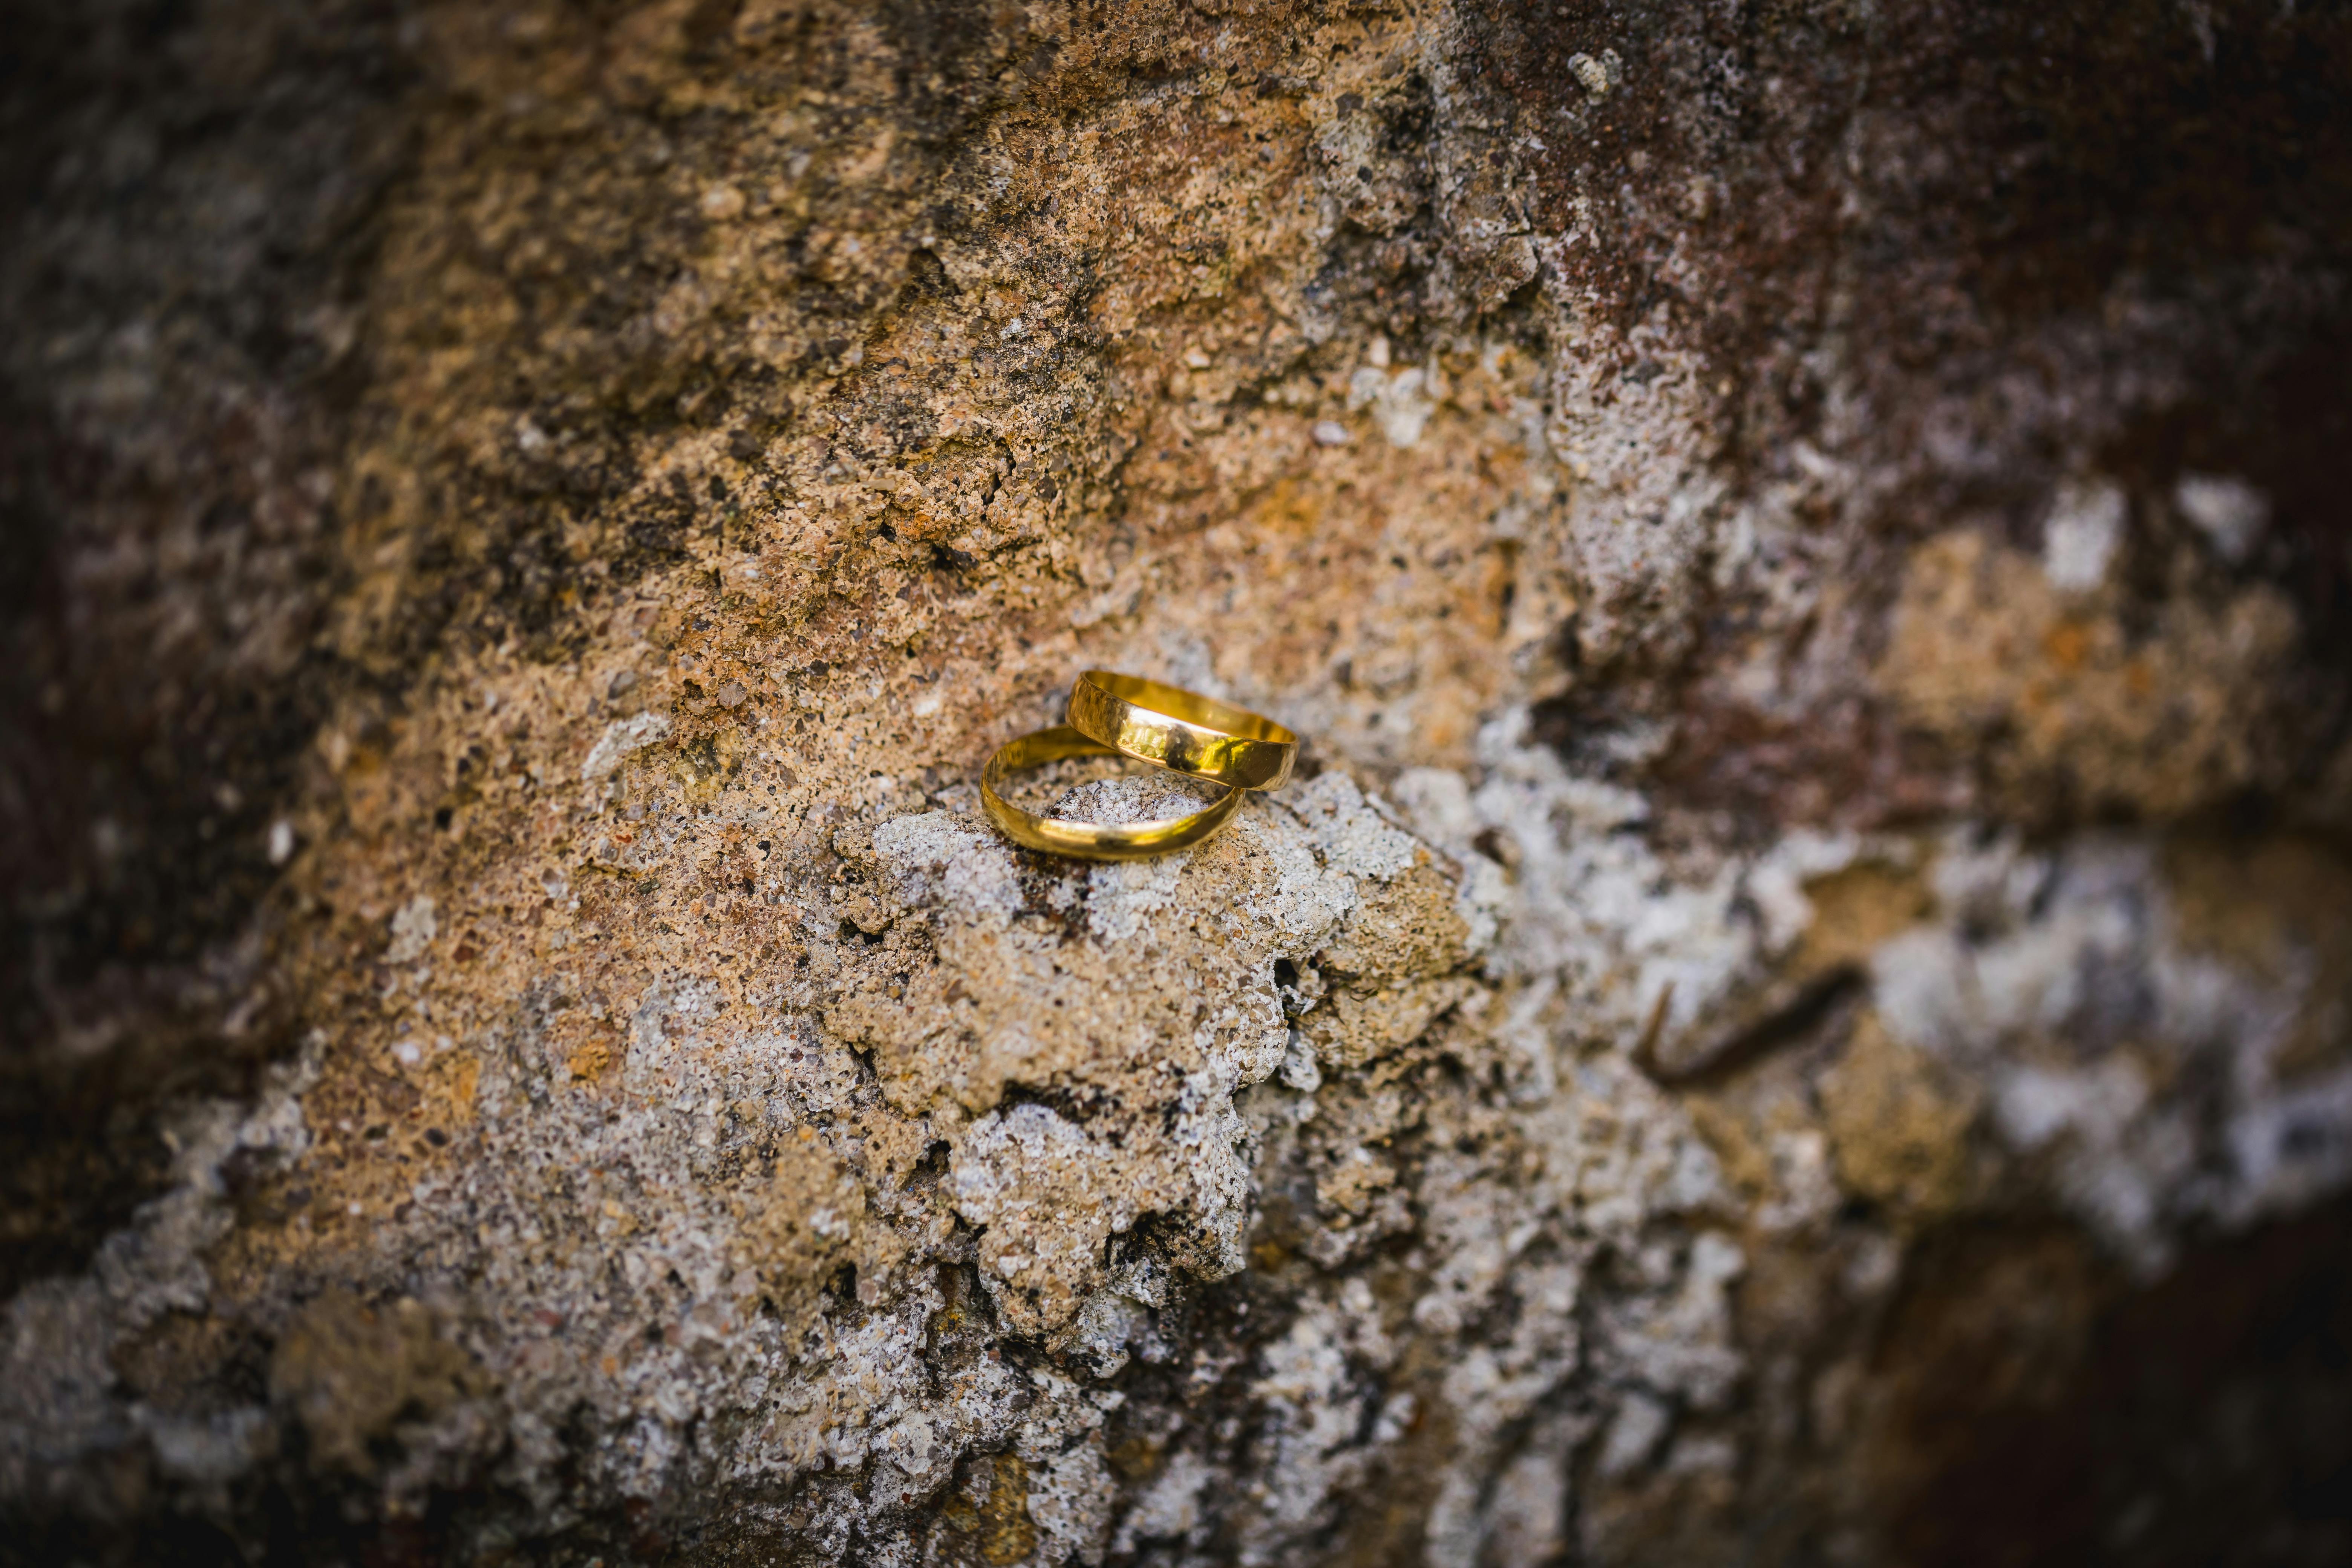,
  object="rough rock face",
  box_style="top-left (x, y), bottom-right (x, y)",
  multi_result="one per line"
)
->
top-left (5, 1), bottom-right (2350, 1563)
